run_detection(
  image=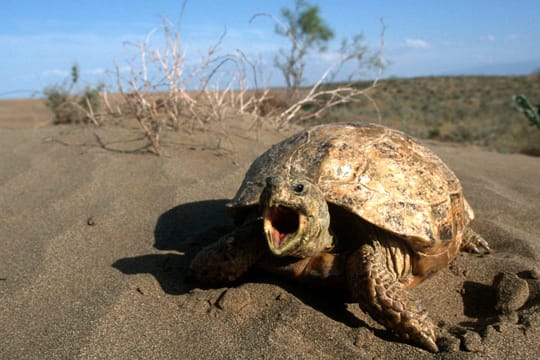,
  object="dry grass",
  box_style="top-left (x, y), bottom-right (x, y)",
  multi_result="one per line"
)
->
top-left (3, 75), bottom-right (539, 155)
